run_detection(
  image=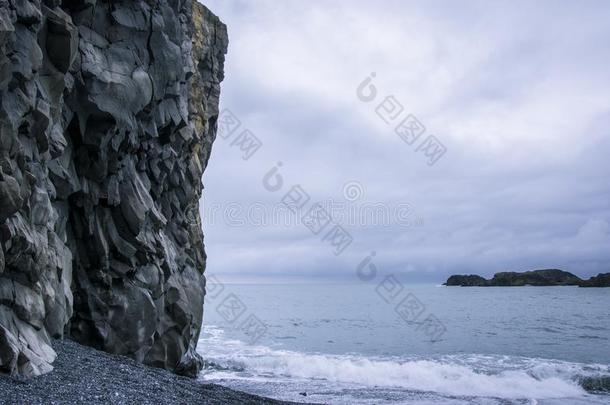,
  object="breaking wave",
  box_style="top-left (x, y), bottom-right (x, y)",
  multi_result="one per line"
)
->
top-left (198, 326), bottom-right (610, 401)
